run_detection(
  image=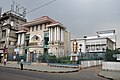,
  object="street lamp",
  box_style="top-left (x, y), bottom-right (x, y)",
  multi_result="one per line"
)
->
top-left (102, 48), bottom-right (105, 61)
top-left (79, 44), bottom-right (82, 64)
top-left (3, 44), bottom-right (6, 62)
